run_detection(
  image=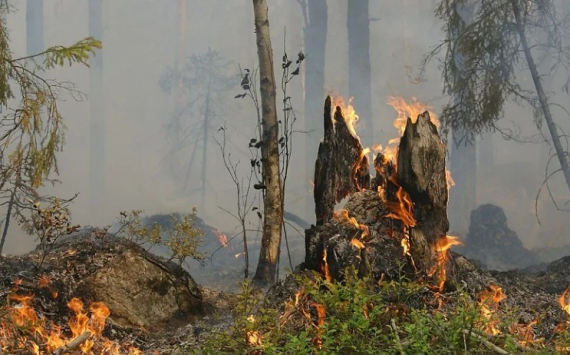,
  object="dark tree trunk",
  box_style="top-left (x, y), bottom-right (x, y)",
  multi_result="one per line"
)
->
top-left (449, 135), bottom-right (476, 235)
top-left (448, 1), bottom-right (476, 235)
top-left (347, 0), bottom-right (372, 148)
top-left (26, 0), bottom-right (43, 55)
top-left (303, 0), bottom-right (327, 222)
top-left (88, 0), bottom-right (105, 210)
